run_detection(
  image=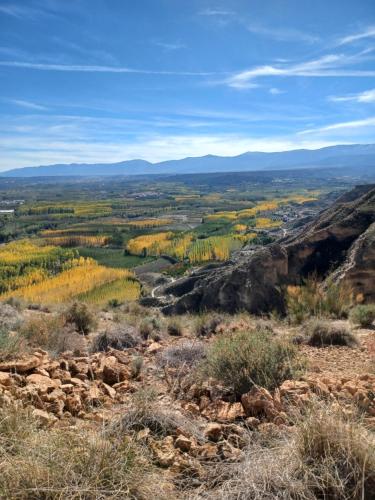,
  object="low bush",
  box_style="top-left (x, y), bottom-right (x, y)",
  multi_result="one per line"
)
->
top-left (91, 326), bottom-right (140, 352)
top-left (114, 388), bottom-right (202, 441)
top-left (287, 276), bottom-right (351, 324)
top-left (130, 356), bottom-right (143, 378)
top-left (48, 328), bottom-right (87, 356)
top-left (194, 313), bottom-right (224, 337)
top-left (158, 340), bottom-right (206, 369)
top-left (64, 302), bottom-right (97, 335)
top-left (20, 314), bottom-right (65, 348)
top-left (3, 297), bottom-right (24, 312)
top-left (0, 329), bottom-right (25, 361)
top-left (202, 329), bottom-right (299, 396)
top-left (350, 304), bottom-right (375, 328)
top-left (167, 318), bottom-right (183, 336)
top-left (0, 303), bottom-right (22, 331)
top-left (305, 319), bottom-right (358, 347)
top-left (139, 317), bottom-right (155, 340)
